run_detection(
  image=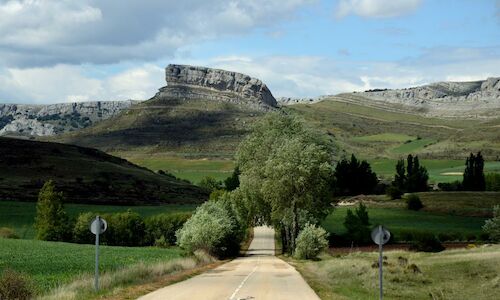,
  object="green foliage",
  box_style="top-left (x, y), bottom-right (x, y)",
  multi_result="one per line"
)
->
top-left (391, 155), bottom-right (428, 193)
top-left (485, 173), bottom-right (500, 191)
top-left (386, 185), bottom-right (403, 199)
top-left (176, 200), bottom-right (243, 258)
top-left (409, 232), bottom-right (444, 252)
top-left (236, 112), bottom-right (334, 254)
top-left (483, 205), bottom-right (500, 242)
top-left (102, 210), bottom-right (146, 246)
top-left (224, 166), bottom-right (240, 191)
top-left (393, 159), bottom-right (406, 191)
top-left (294, 223), bottom-right (329, 260)
top-left (0, 269), bottom-right (33, 300)
top-left (0, 227), bottom-right (19, 239)
top-left (343, 203), bottom-right (371, 245)
top-left (145, 213), bottom-right (191, 247)
top-left (72, 212), bottom-right (96, 244)
top-left (198, 176), bottom-right (223, 192)
top-left (463, 152), bottom-right (486, 191)
top-left (34, 181), bottom-right (71, 241)
top-left (333, 154), bottom-right (378, 196)
top-left (438, 180), bottom-right (462, 191)
top-left (406, 194), bottom-right (424, 211)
